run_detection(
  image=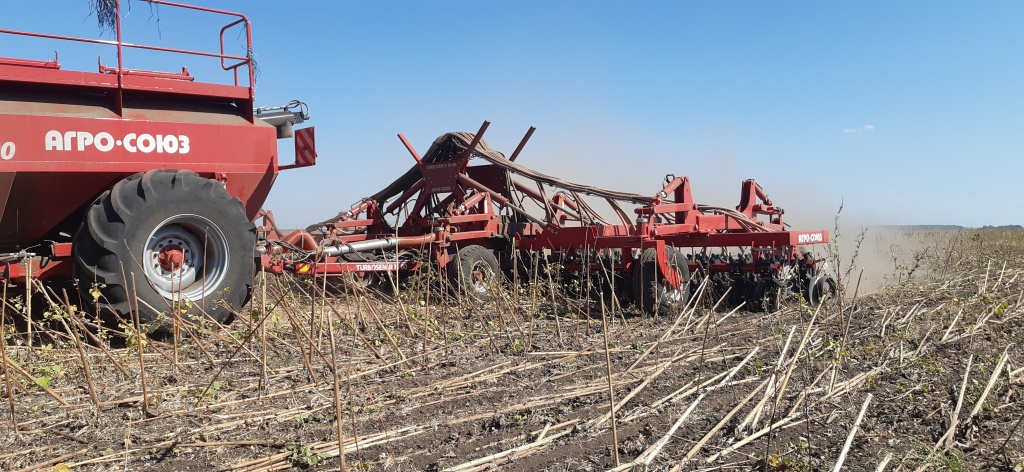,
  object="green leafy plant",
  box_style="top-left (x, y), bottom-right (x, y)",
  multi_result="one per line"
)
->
top-left (32, 364), bottom-right (66, 389)
top-left (504, 338), bottom-right (526, 356)
top-left (282, 443), bottom-right (327, 468)
top-left (197, 380), bottom-right (231, 403)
